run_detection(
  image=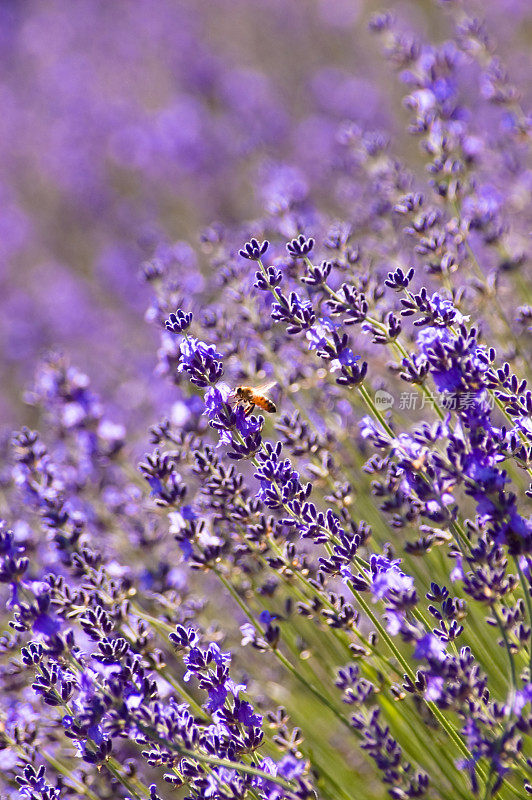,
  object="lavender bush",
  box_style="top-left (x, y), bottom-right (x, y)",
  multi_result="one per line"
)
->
top-left (1, 2), bottom-right (532, 798)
